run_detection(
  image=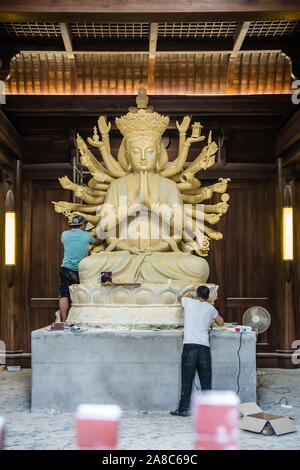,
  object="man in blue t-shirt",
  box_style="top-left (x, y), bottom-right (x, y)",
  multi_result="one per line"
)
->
top-left (59, 215), bottom-right (95, 322)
